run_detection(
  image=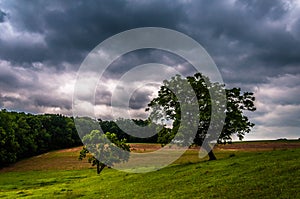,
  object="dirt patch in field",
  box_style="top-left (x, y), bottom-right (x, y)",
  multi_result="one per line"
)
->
top-left (130, 143), bottom-right (162, 152)
top-left (130, 141), bottom-right (300, 152)
top-left (1, 141), bottom-right (299, 172)
top-left (0, 146), bottom-right (91, 173)
top-left (215, 141), bottom-right (300, 151)
top-left (57, 146), bottom-right (83, 153)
